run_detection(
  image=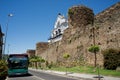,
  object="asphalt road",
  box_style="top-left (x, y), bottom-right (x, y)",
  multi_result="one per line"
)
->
top-left (7, 74), bottom-right (43, 80)
top-left (7, 70), bottom-right (80, 80)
